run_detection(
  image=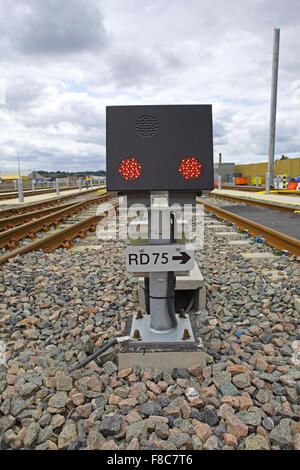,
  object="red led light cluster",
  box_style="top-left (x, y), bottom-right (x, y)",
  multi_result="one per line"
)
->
top-left (118, 157), bottom-right (142, 180)
top-left (178, 157), bottom-right (202, 180)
